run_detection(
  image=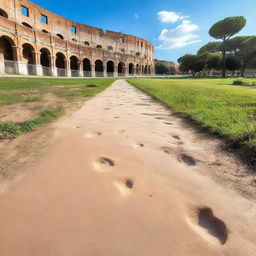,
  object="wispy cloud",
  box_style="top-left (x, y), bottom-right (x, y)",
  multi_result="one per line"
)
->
top-left (134, 13), bottom-right (139, 19)
top-left (158, 20), bottom-right (201, 49)
top-left (157, 11), bottom-right (187, 23)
